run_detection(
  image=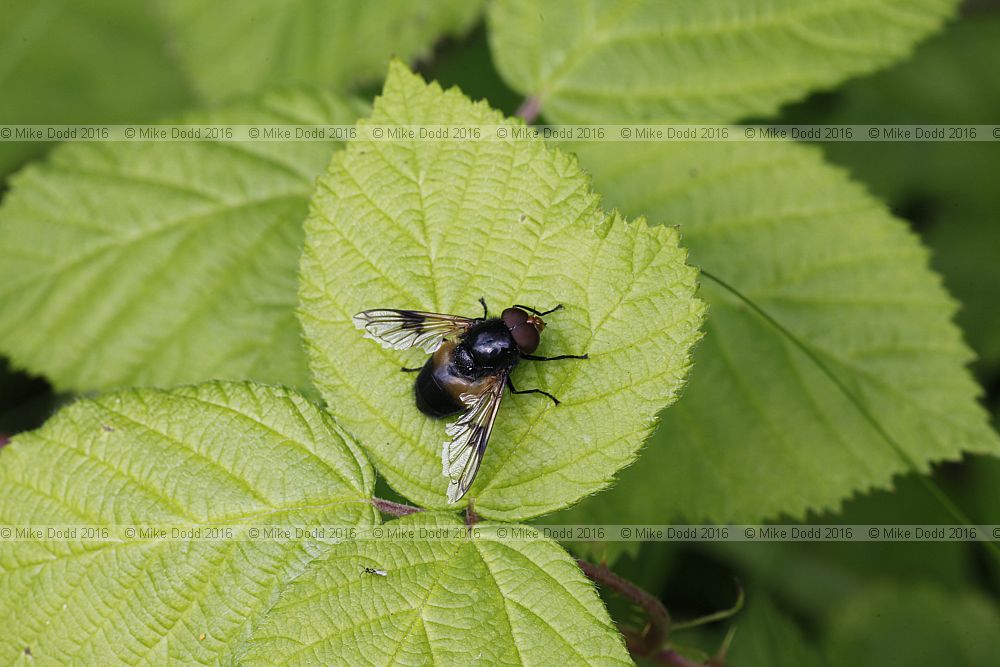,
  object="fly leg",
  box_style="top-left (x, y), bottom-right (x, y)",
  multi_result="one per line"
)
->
top-left (515, 304), bottom-right (588, 361)
top-left (400, 366), bottom-right (422, 372)
top-left (513, 303), bottom-right (563, 316)
top-left (521, 353), bottom-right (588, 361)
top-left (506, 376), bottom-right (560, 406)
